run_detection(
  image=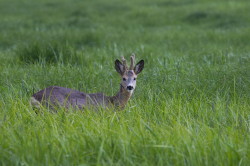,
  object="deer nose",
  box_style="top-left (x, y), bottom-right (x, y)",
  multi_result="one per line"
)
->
top-left (127, 86), bottom-right (134, 90)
